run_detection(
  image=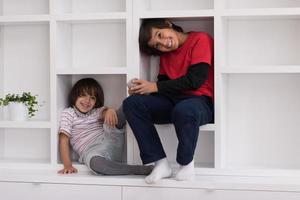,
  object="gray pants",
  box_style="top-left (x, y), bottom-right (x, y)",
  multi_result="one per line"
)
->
top-left (81, 107), bottom-right (153, 175)
top-left (82, 107), bottom-right (126, 172)
top-left (82, 126), bottom-right (125, 173)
